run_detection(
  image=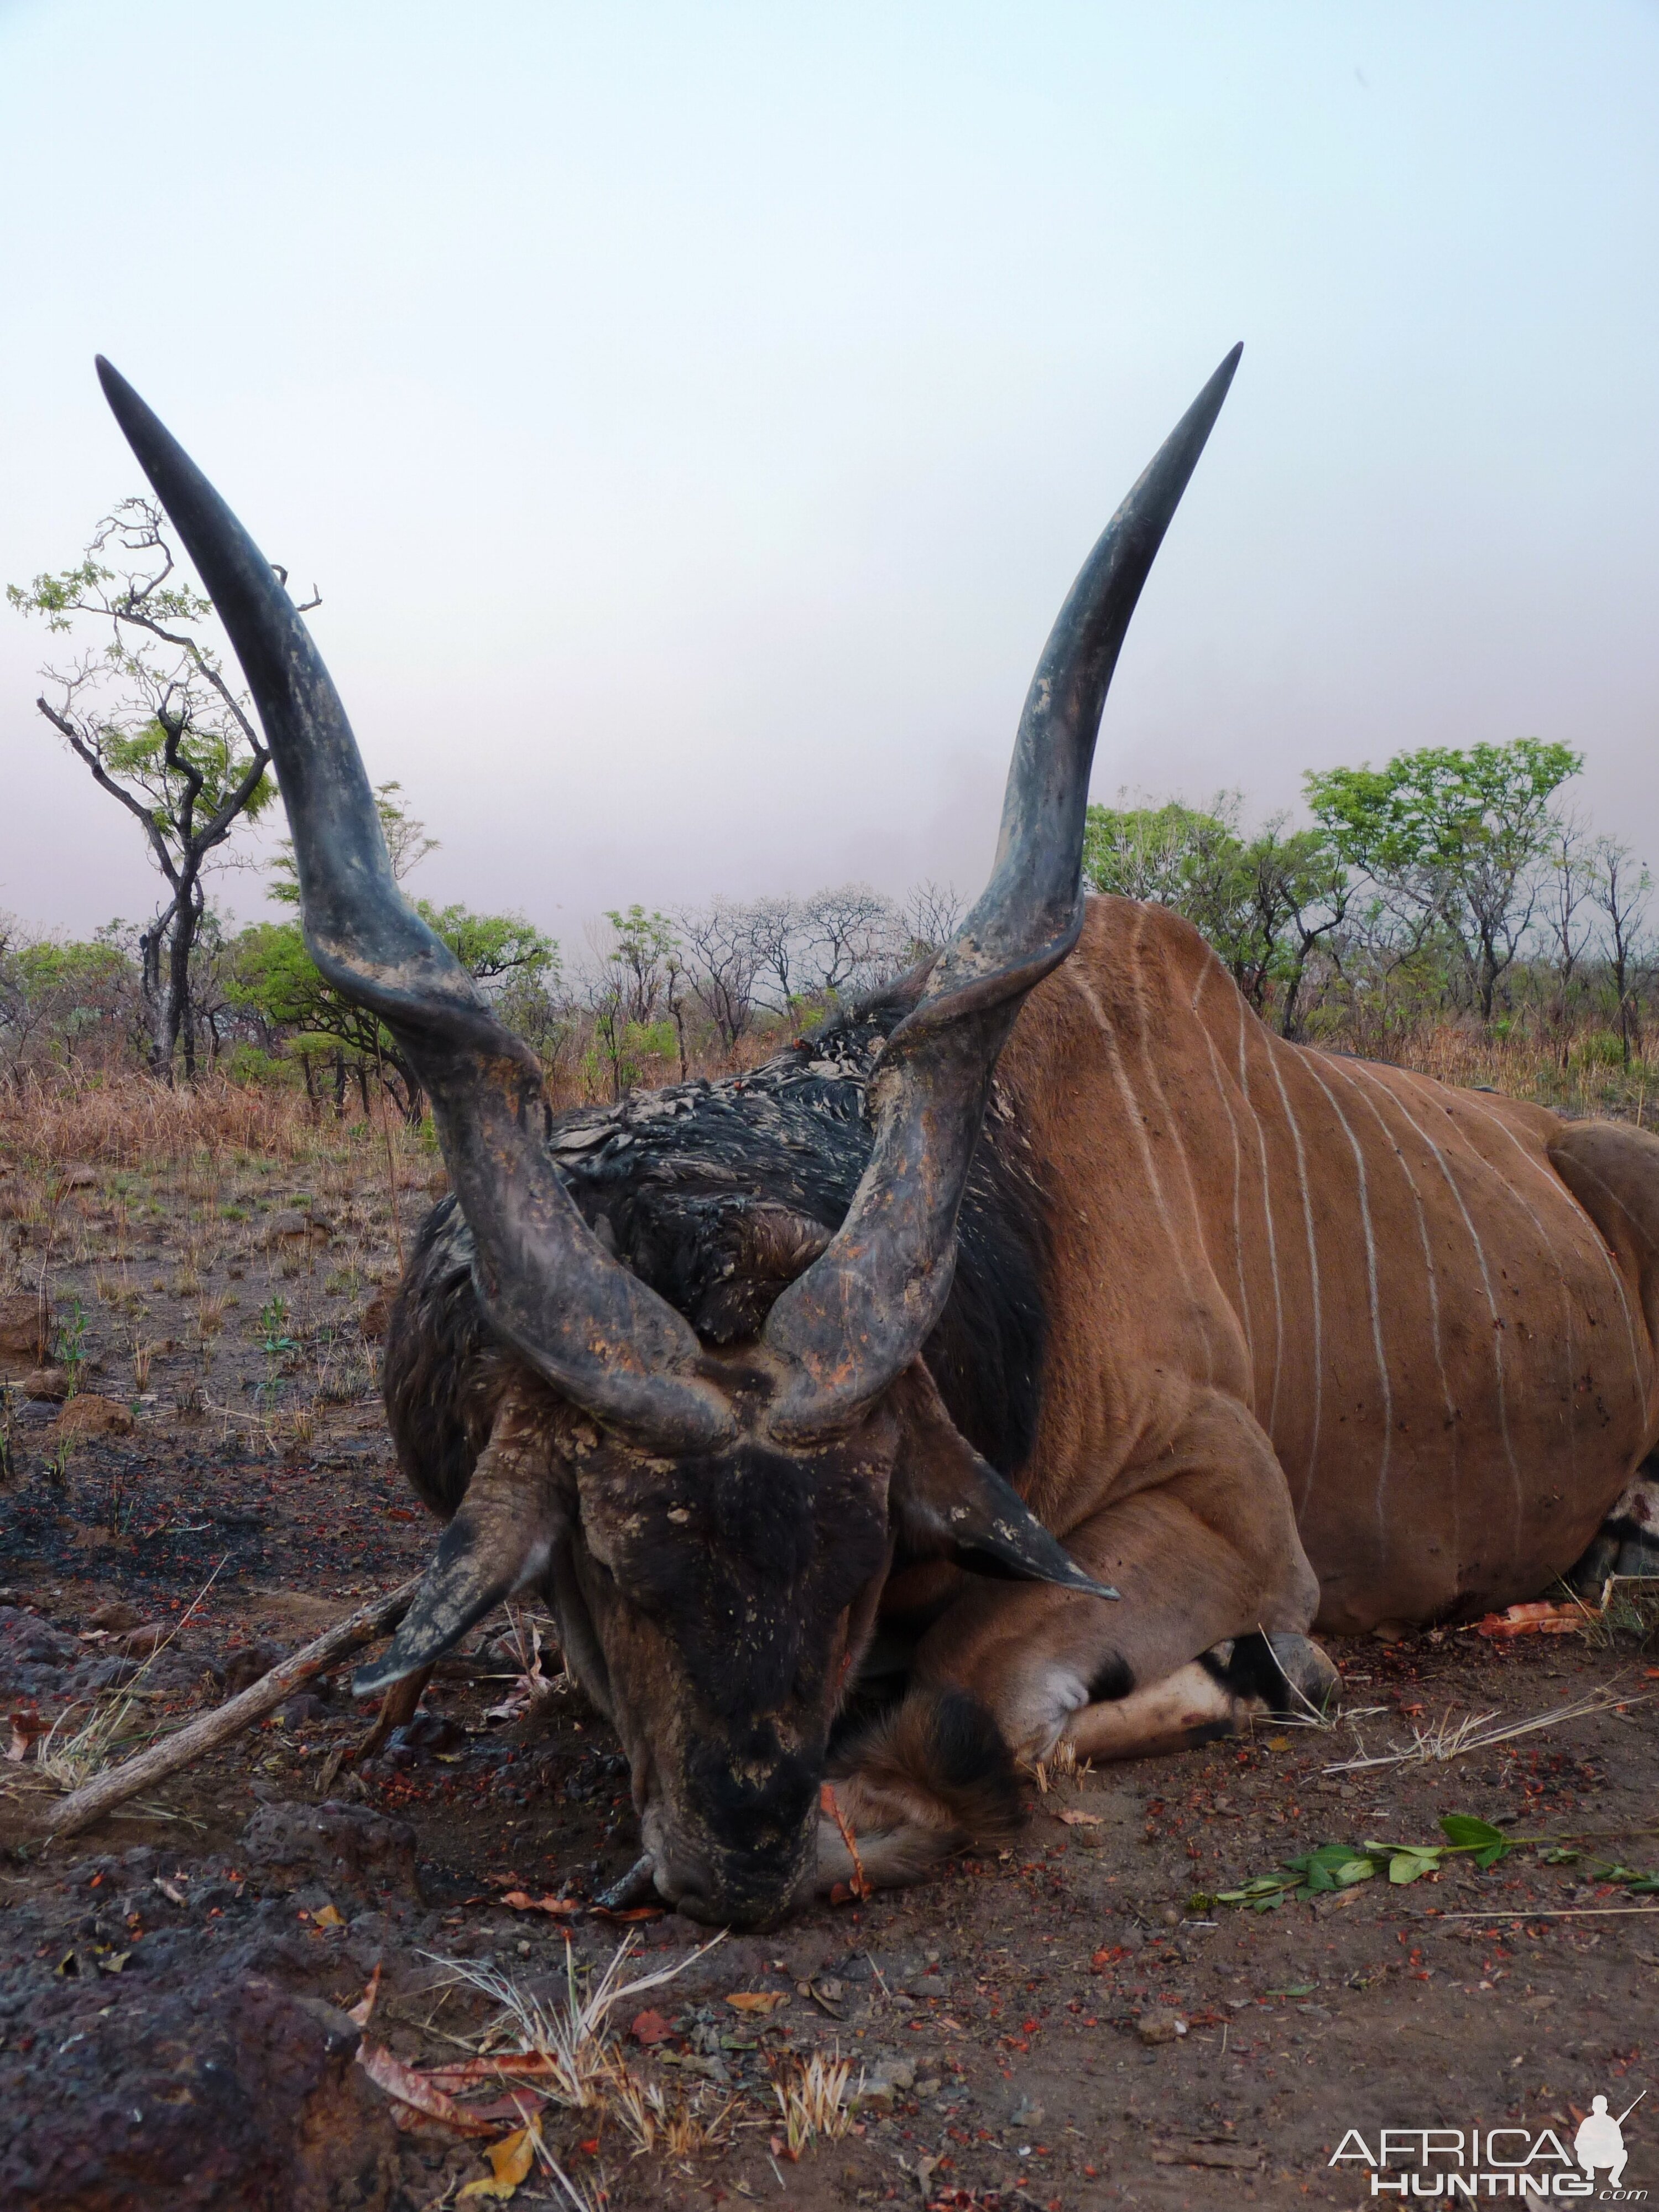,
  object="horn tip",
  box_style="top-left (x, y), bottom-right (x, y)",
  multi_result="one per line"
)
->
top-left (95, 355), bottom-right (153, 444)
top-left (351, 1653), bottom-right (421, 1699)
